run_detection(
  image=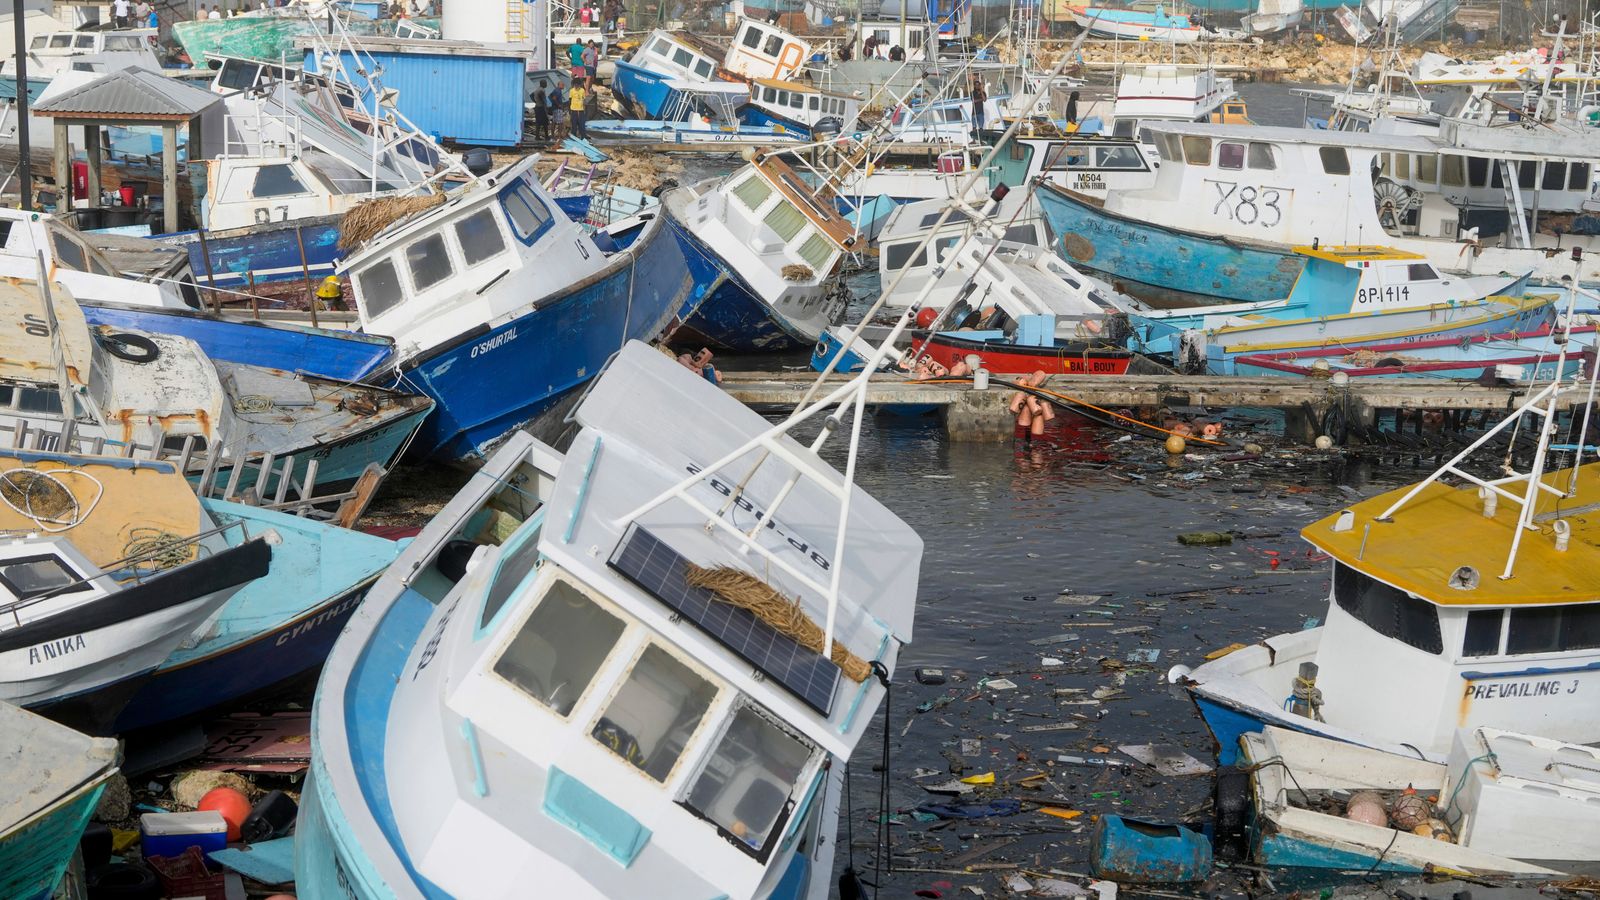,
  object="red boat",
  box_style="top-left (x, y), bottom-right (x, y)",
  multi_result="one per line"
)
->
top-left (915, 330), bottom-right (1167, 376)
